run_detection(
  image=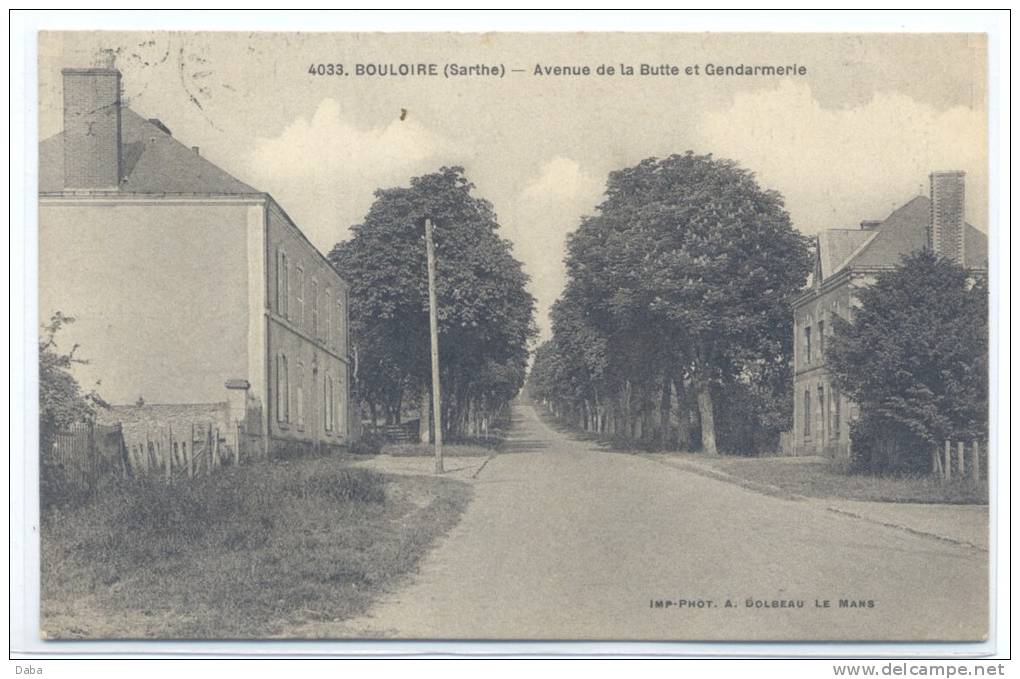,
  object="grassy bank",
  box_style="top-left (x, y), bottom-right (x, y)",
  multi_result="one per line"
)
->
top-left (704, 456), bottom-right (988, 505)
top-left (41, 455), bottom-right (471, 639)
